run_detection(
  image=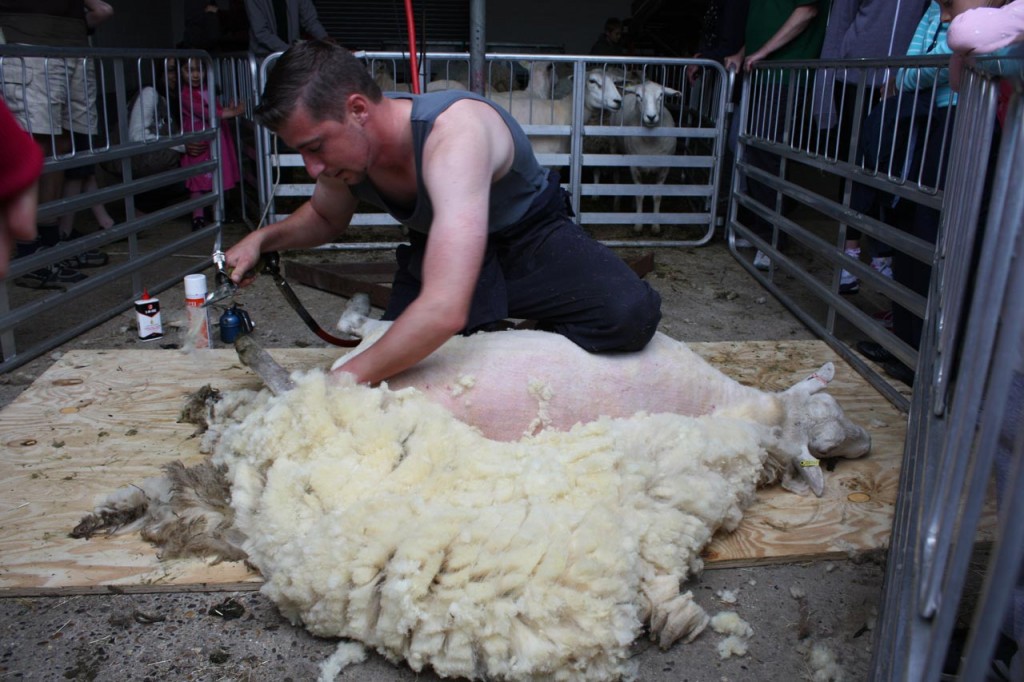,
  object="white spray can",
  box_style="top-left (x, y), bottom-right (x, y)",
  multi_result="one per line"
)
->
top-left (135, 289), bottom-right (163, 341)
top-left (184, 273), bottom-right (211, 349)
